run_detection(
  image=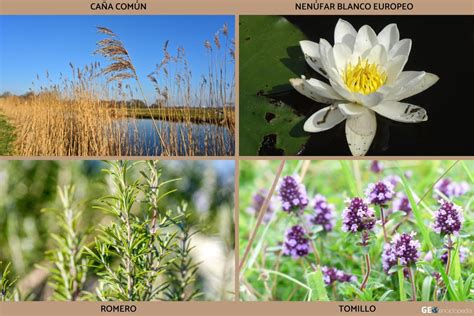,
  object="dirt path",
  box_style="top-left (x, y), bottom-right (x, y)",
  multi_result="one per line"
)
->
top-left (0, 113), bottom-right (15, 155)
